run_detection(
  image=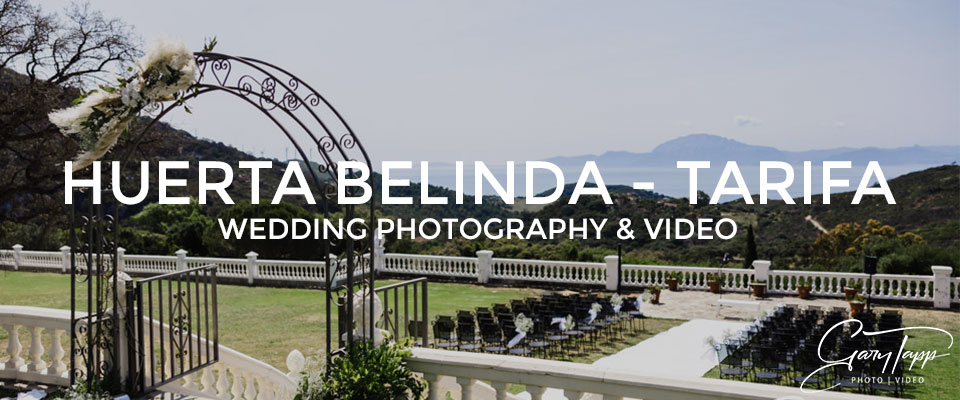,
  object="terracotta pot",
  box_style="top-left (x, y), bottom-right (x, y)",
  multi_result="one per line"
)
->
top-left (797, 285), bottom-right (812, 300)
top-left (707, 280), bottom-right (722, 294)
top-left (650, 291), bottom-right (661, 304)
top-left (843, 288), bottom-right (858, 301)
top-left (666, 278), bottom-right (679, 292)
top-left (849, 301), bottom-right (865, 314)
top-left (750, 283), bottom-right (766, 298)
